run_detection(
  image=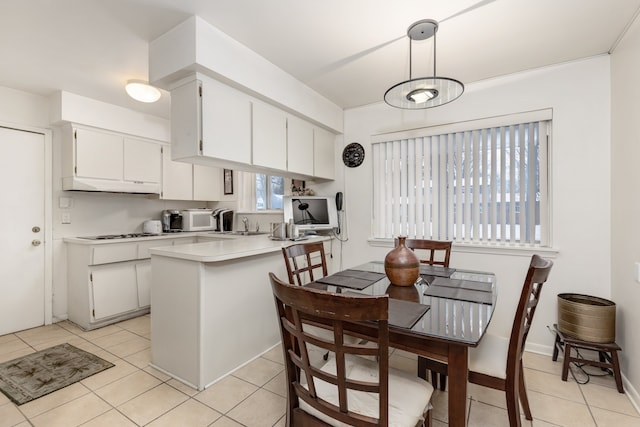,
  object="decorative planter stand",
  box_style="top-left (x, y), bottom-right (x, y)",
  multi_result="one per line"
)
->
top-left (552, 325), bottom-right (624, 393)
